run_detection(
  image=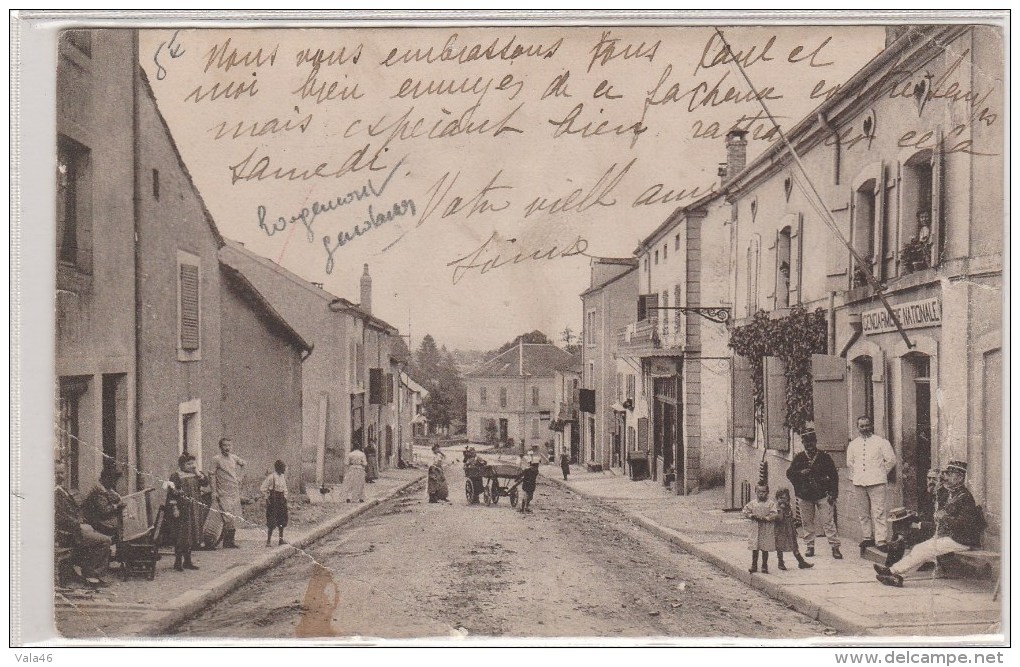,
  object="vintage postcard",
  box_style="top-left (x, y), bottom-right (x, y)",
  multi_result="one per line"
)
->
top-left (12, 11), bottom-right (1007, 648)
